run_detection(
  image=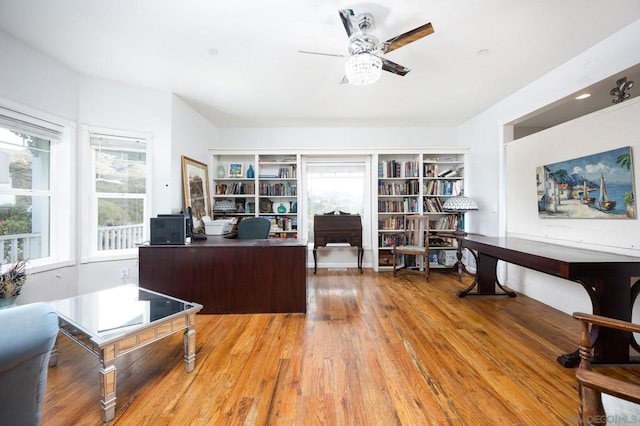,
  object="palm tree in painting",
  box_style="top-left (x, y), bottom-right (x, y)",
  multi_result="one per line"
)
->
top-left (617, 153), bottom-right (631, 170)
top-left (616, 152), bottom-right (635, 218)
